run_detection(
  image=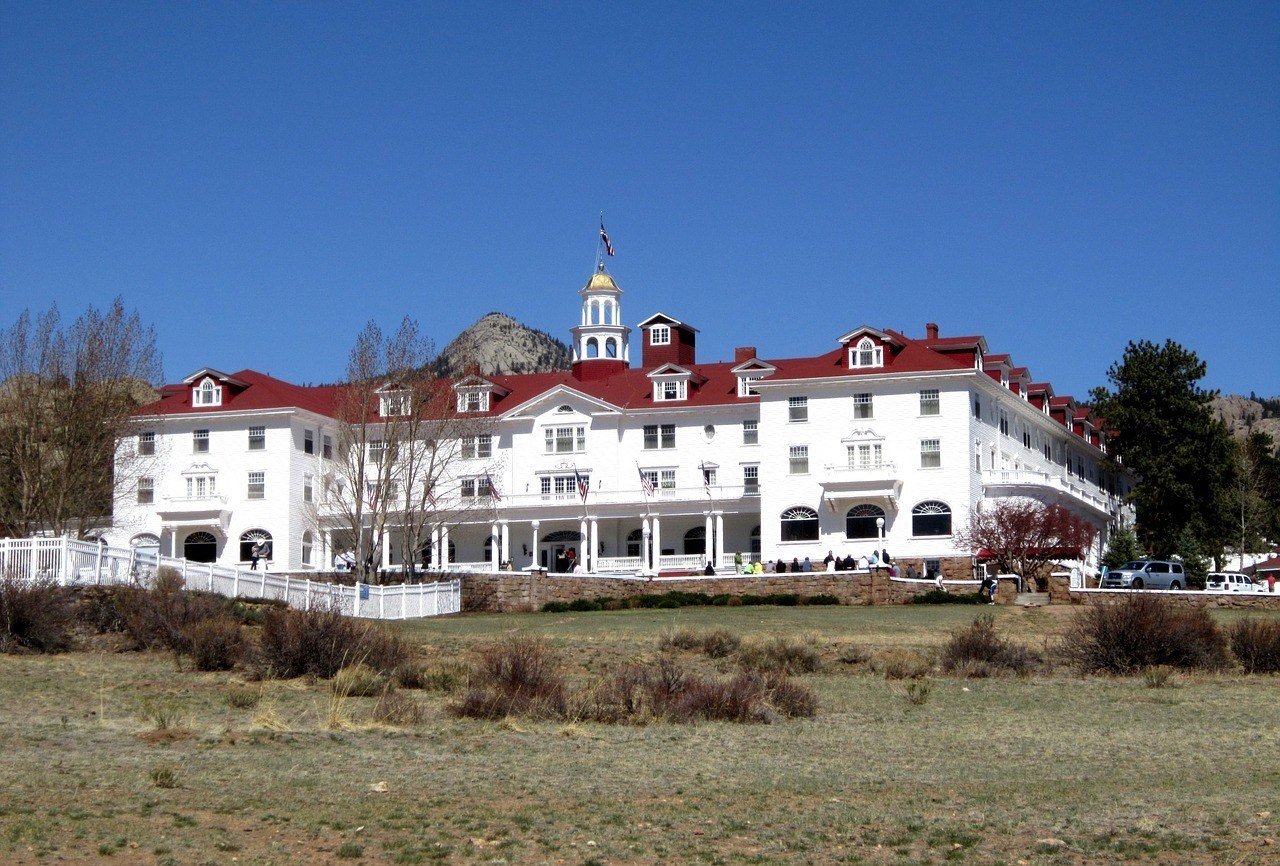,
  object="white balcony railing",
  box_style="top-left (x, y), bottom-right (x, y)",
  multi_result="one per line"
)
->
top-left (822, 461), bottom-right (898, 477)
top-left (981, 470), bottom-right (1113, 513)
top-left (495, 485), bottom-right (751, 509)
